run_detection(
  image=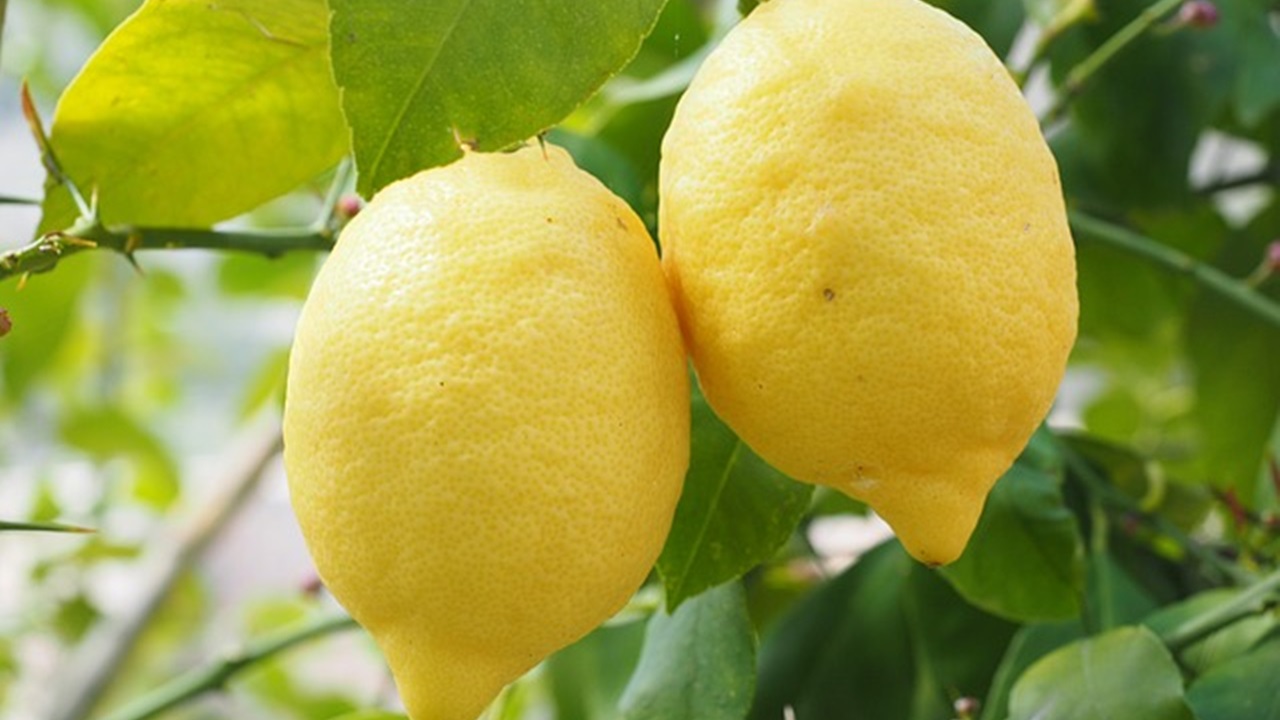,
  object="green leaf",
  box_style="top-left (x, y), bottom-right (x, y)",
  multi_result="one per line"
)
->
top-left (52, 593), bottom-right (101, 643)
top-left (927, 0), bottom-right (1026, 57)
top-left (217, 252), bottom-right (319, 300)
top-left (1008, 625), bottom-right (1195, 720)
top-left (1145, 589), bottom-right (1280, 676)
top-left (1021, 0), bottom-right (1093, 33)
top-left (1186, 639), bottom-right (1280, 720)
top-left (327, 713), bottom-right (409, 720)
top-left (980, 622), bottom-right (1084, 720)
top-left (60, 405), bottom-right (180, 510)
top-left (239, 347), bottom-right (291, 418)
top-left (0, 254), bottom-right (94, 402)
top-left (237, 660), bottom-right (358, 720)
top-left (331, 0), bottom-right (669, 195)
top-left (656, 388), bottom-right (812, 609)
top-left (1186, 203), bottom-right (1280, 506)
top-left (46, 0), bottom-right (347, 227)
top-left (619, 582), bottom-right (755, 720)
top-left (751, 542), bottom-right (1016, 720)
top-left (544, 621), bottom-right (646, 720)
top-left (942, 437), bottom-right (1085, 623)
top-left (1218, 0), bottom-right (1280, 127)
